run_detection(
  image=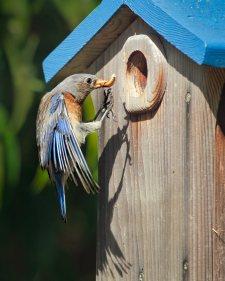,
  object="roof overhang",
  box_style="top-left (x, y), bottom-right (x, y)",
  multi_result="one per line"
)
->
top-left (43, 0), bottom-right (225, 84)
